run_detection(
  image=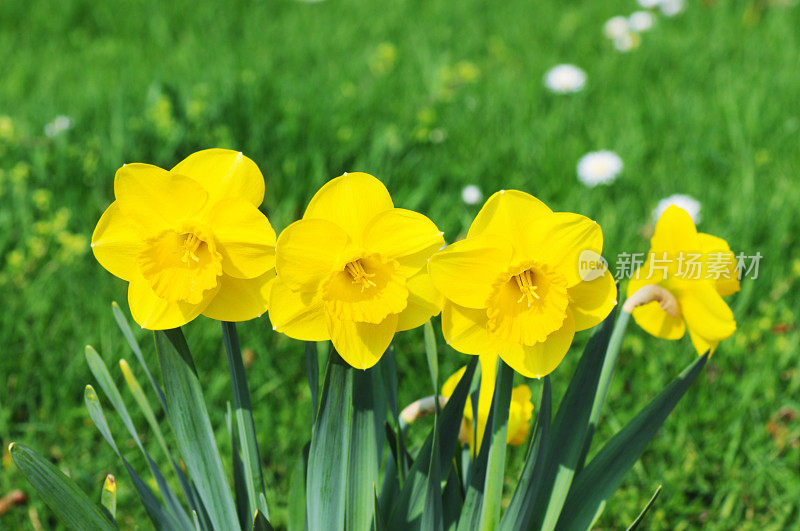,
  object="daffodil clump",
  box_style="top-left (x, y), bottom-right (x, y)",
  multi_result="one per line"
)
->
top-left (12, 149), bottom-right (743, 531)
